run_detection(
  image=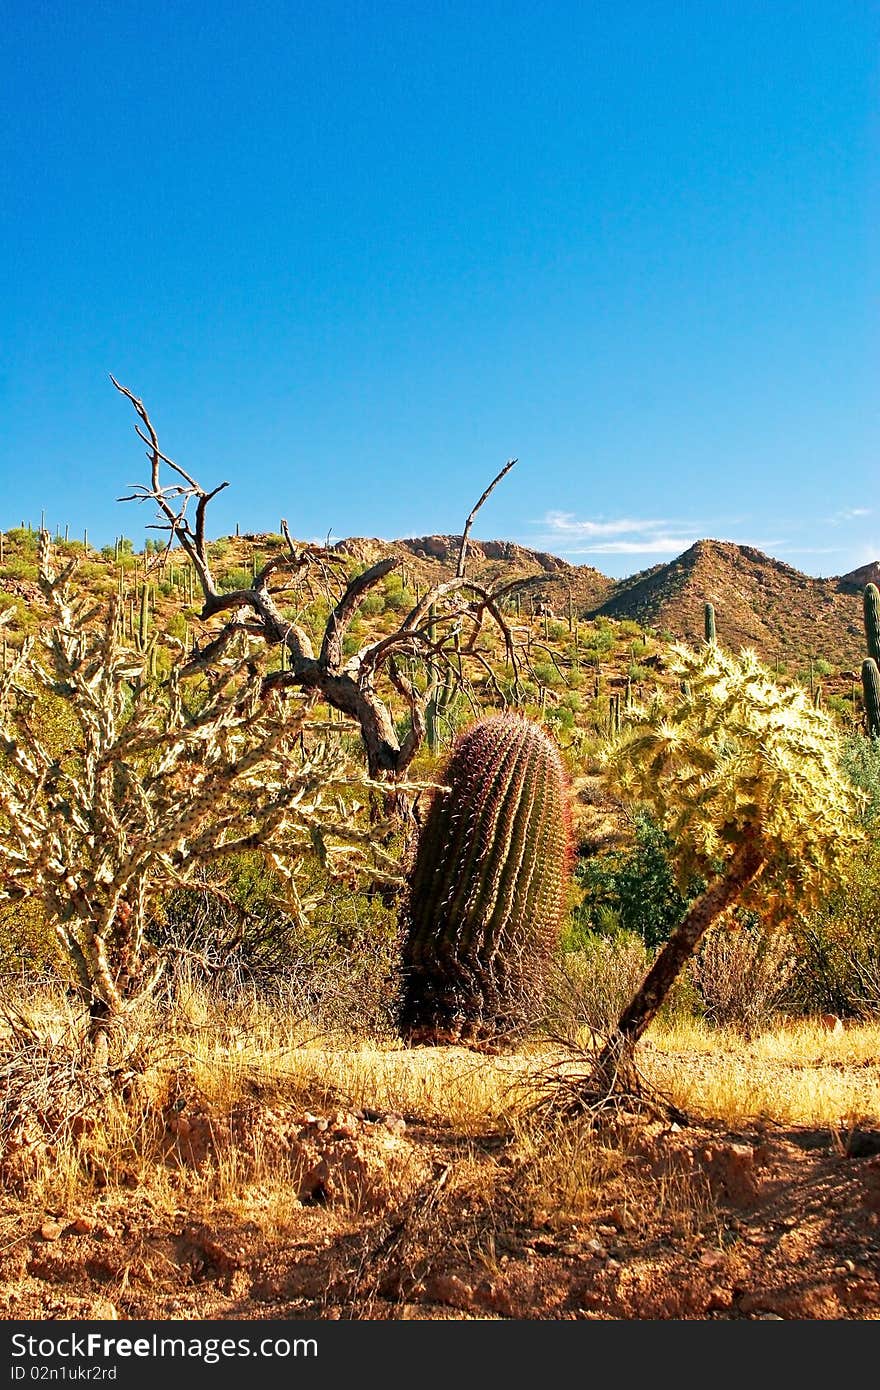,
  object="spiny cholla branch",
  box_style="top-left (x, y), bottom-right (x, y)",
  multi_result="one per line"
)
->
top-left (0, 533), bottom-right (413, 1029)
top-left (111, 378), bottom-right (556, 778)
